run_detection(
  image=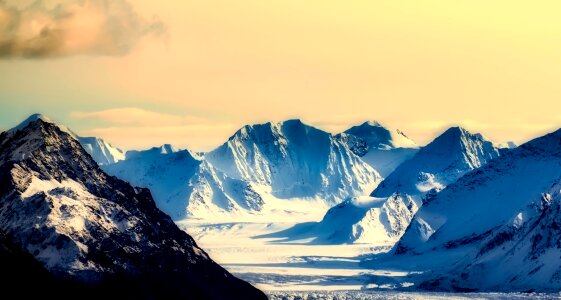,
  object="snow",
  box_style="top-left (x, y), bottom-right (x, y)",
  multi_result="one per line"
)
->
top-left (375, 128), bottom-right (561, 291)
top-left (266, 291), bottom-right (560, 299)
top-left (107, 119), bottom-right (381, 221)
top-left (206, 119), bottom-right (381, 204)
top-left (78, 136), bottom-right (125, 165)
top-left (283, 127), bottom-right (499, 247)
top-left (178, 219), bottom-right (397, 291)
